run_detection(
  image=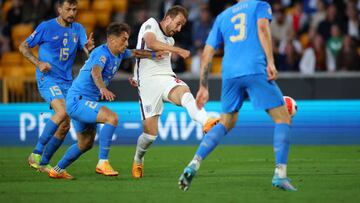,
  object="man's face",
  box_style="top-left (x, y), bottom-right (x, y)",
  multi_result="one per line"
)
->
top-left (165, 13), bottom-right (187, 36)
top-left (109, 32), bottom-right (129, 53)
top-left (58, 2), bottom-right (77, 24)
